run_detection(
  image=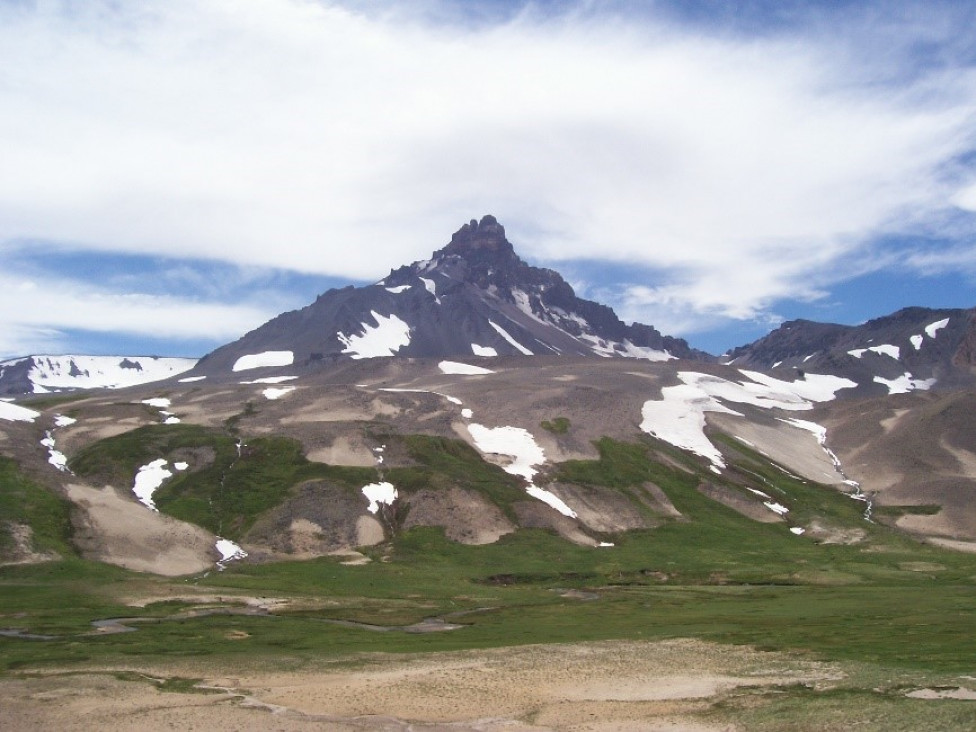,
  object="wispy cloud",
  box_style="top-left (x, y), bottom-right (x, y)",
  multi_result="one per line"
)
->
top-left (0, 272), bottom-right (276, 358)
top-left (1, 0), bottom-right (975, 352)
